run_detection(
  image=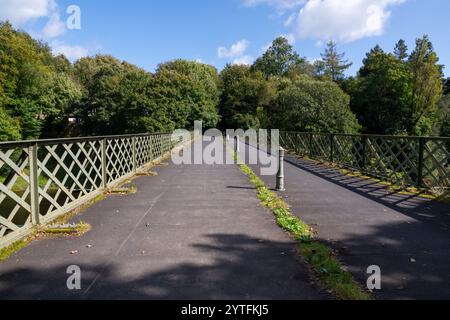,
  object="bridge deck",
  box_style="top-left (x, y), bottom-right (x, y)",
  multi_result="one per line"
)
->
top-left (247, 143), bottom-right (450, 300)
top-left (0, 143), bottom-right (325, 300)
